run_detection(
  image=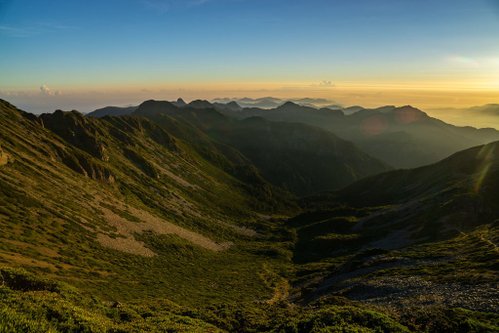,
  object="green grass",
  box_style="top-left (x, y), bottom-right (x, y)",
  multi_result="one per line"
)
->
top-left (1, 100), bottom-right (499, 332)
top-left (0, 267), bottom-right (416, 333)
top-left (4, 268), bottom-right (495, 332)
